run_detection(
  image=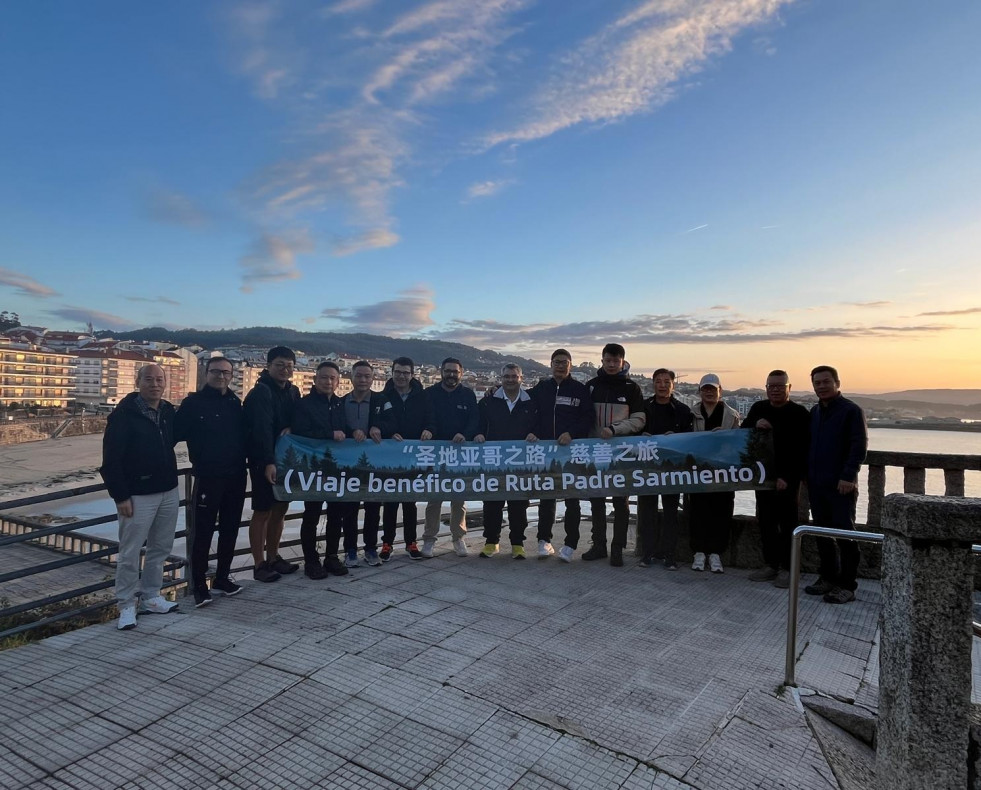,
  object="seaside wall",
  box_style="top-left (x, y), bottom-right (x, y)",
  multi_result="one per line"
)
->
top-left (0, 417), bottom-right (107, 446)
